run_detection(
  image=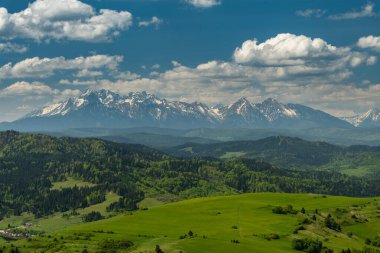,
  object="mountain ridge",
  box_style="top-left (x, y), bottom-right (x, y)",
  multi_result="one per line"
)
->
top-left (0, 89), bottom-right (354, 131)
